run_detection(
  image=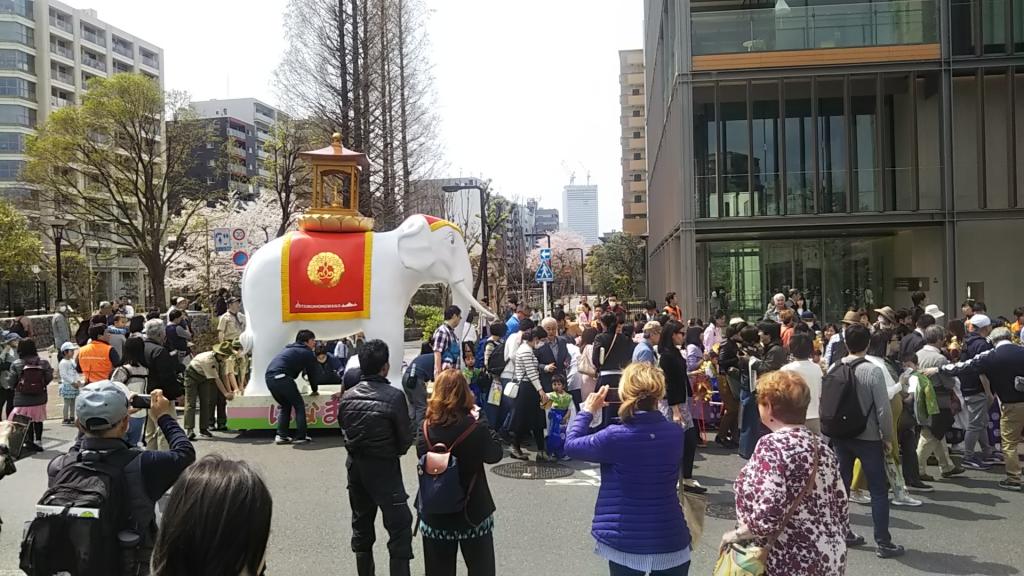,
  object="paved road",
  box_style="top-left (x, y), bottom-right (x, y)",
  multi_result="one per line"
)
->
top-left (3, 419), bottom-right (1022, 576)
